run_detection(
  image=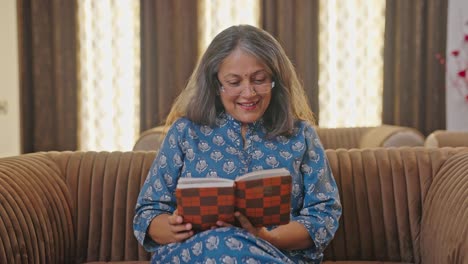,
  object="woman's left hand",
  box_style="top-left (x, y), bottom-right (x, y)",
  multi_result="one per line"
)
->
top-left (216, 211), bottom-right (272, 242)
